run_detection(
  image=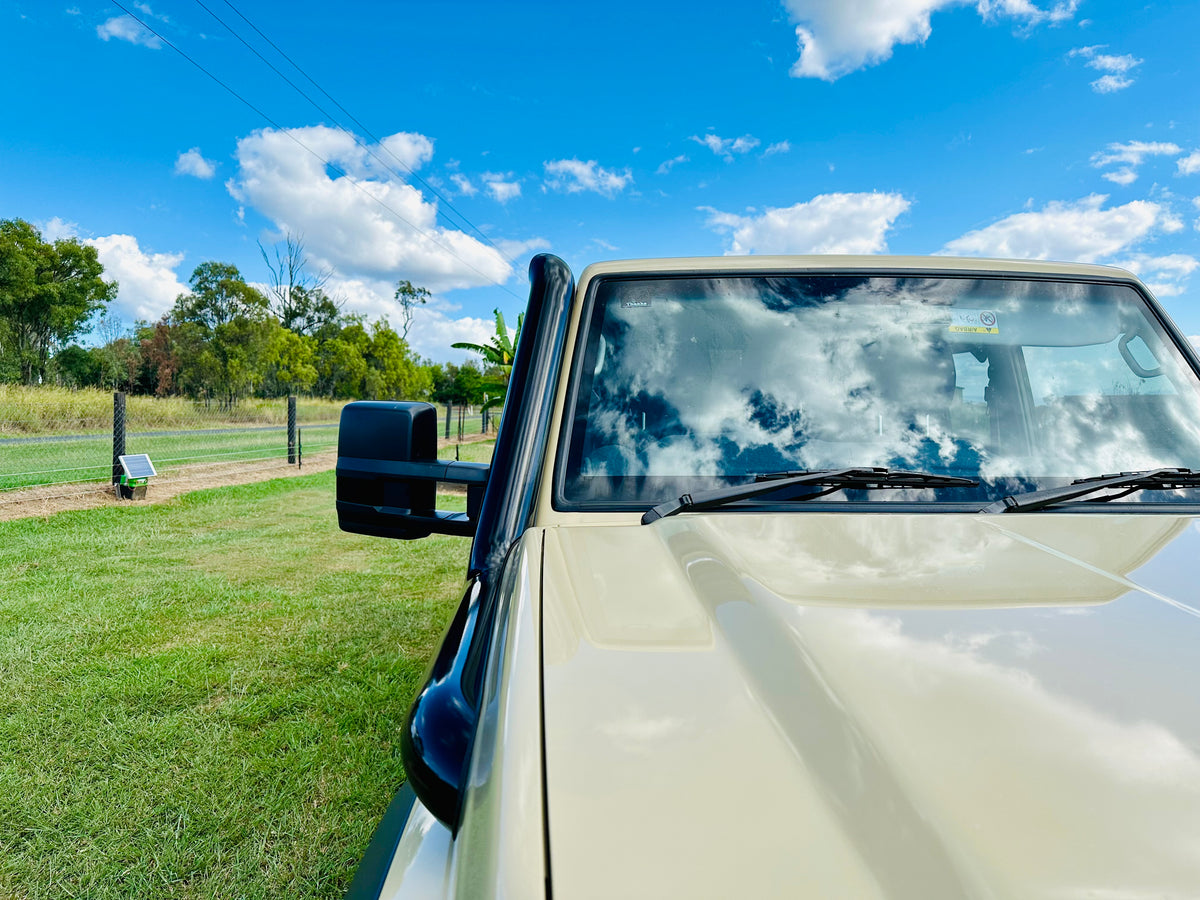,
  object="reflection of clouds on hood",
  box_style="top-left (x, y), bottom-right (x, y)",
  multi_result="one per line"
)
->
top-left (822, 608), bottom-right (1200, 791)
top-left (758, 602), bottom-right (1200, 886)
top-left (691, 512), bottom-right (1187, 608)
